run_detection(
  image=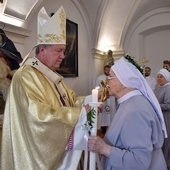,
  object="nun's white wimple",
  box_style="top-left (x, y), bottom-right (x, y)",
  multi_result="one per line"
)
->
top-left (111, 57), bottom-right (167, 138)
top-left (157, 68), bottom-right (170, 82)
